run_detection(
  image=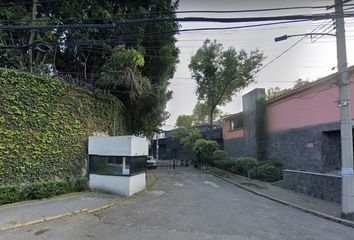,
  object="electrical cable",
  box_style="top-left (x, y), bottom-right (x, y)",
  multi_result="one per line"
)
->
top-left (1, 13), bottom-right (354, 31)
